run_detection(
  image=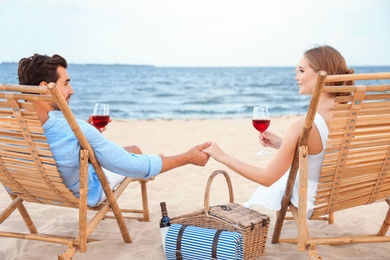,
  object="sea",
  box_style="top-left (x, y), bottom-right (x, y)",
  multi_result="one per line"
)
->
top-left (1, 62), bottom-right (389, 120)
